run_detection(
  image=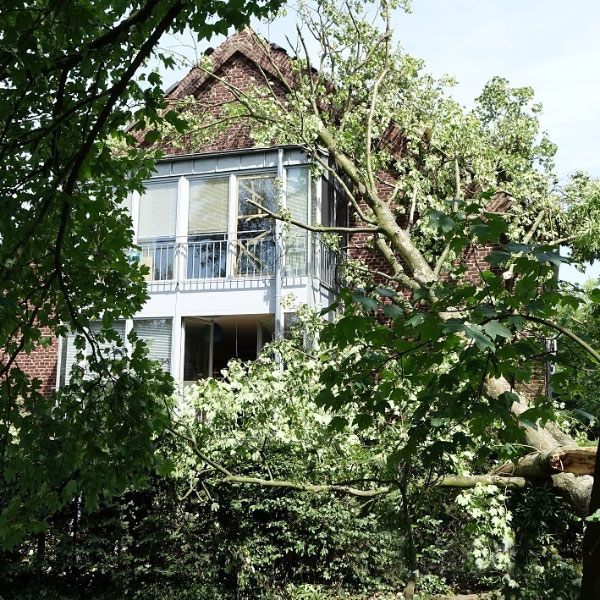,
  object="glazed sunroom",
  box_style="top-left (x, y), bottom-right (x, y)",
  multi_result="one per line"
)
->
top-left (129, 147), bottom-right (341, 292)
top-left (58, 146), bottom-right (345, 386)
